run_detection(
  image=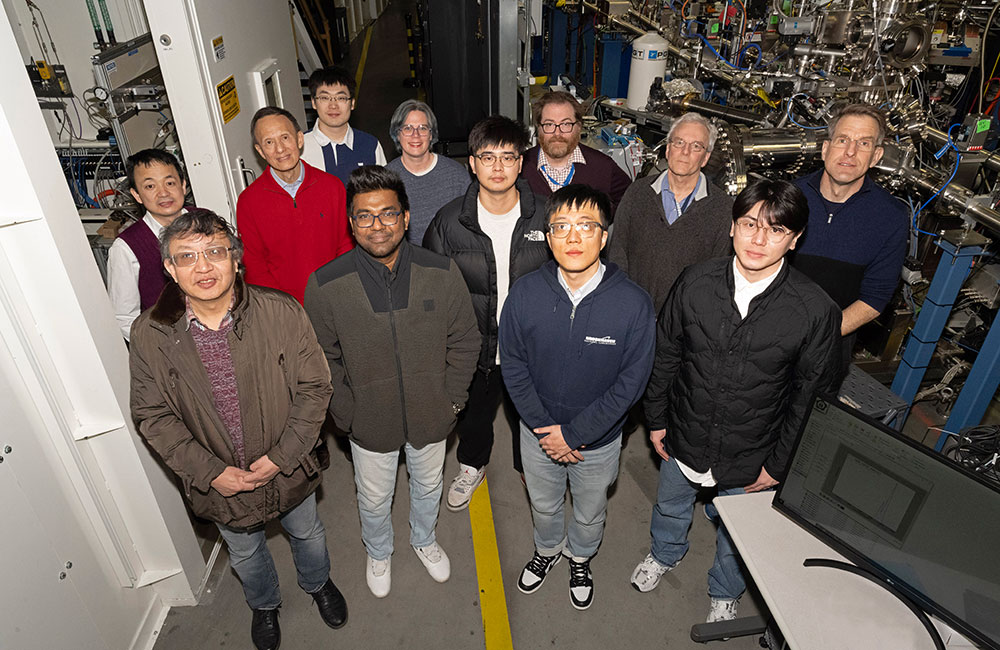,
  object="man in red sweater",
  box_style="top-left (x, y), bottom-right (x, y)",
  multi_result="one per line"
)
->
top-left (237, 107), bottom-right (353, 304)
